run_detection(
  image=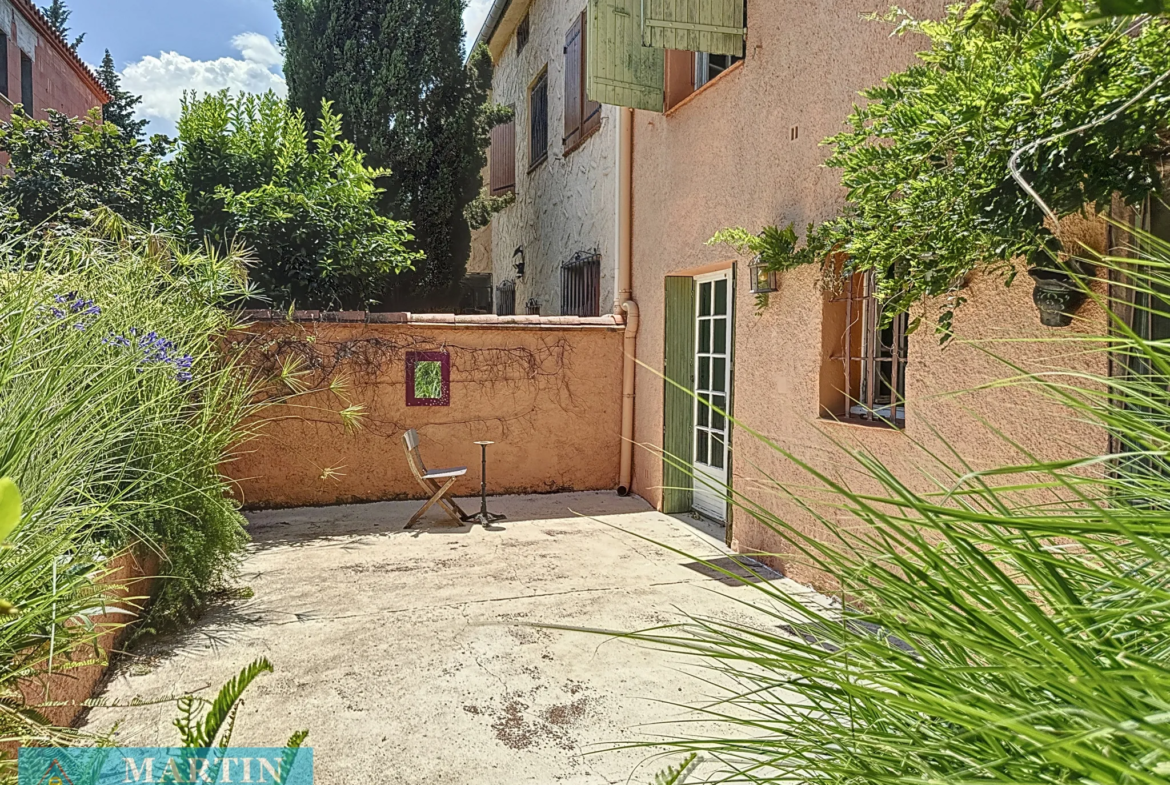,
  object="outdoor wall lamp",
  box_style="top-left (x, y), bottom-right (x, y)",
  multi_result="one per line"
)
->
top-left (749, 255), bottom-right (778, 294)
top-left (513, 246), bottom-right (526, 279)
